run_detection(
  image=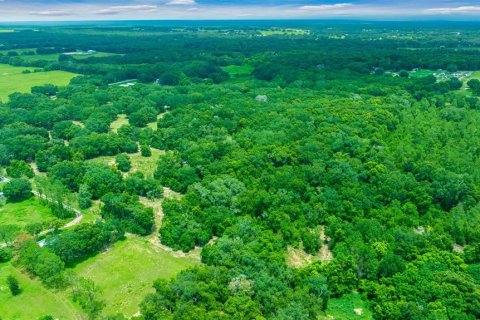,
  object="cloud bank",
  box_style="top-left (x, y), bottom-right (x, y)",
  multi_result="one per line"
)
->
top-left (1, 1), bottom-right (480, 21)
